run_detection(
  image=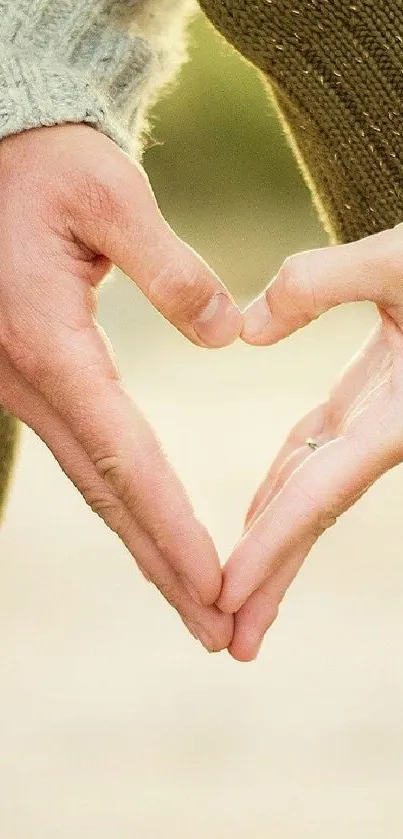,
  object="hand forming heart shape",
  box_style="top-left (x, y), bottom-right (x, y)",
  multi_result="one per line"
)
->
top-left (221, 222), bottom-right (403, 661)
